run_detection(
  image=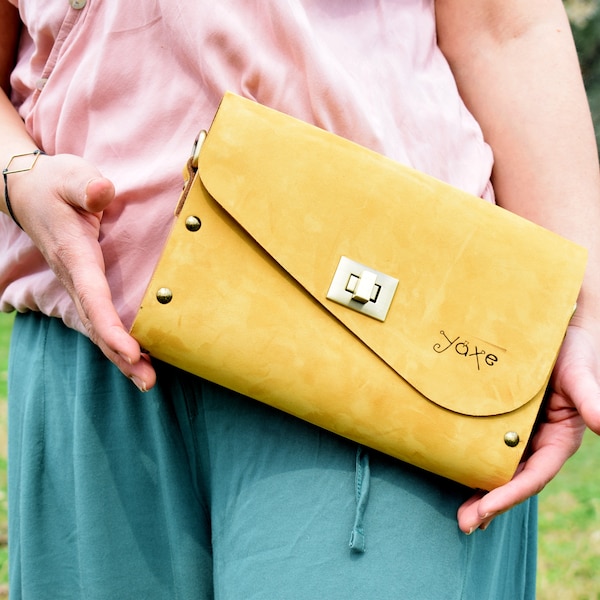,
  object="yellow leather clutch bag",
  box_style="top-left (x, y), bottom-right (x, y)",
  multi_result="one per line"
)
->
top-left (131, 92), bottom-right (587, 490)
